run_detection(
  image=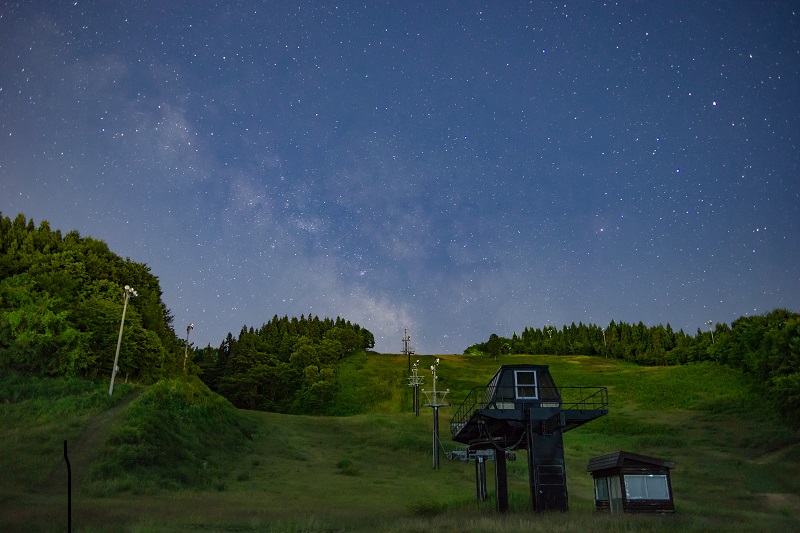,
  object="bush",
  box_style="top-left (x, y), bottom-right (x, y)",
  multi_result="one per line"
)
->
top-left (408, 500), bottom-right (446, 517)
top-left (336, 458), bottom-right (360, 476)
